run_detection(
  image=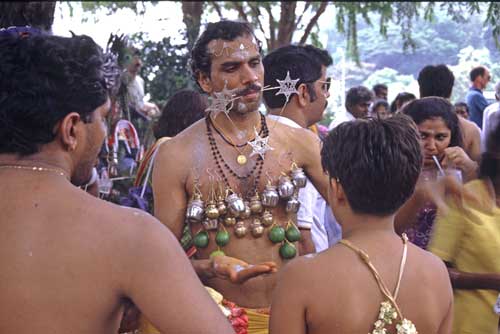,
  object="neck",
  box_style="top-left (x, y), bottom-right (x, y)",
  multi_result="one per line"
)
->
top-left (340, 213), bottom-right (395, 239)
top-left (268, 107), bottom-right (308, 128)
top-left (472, 82), bottom-right (483, 90)
top-left (0, 152), bottom-right (72, 180)
top-left (212, 109), bottom-right (261, 140)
